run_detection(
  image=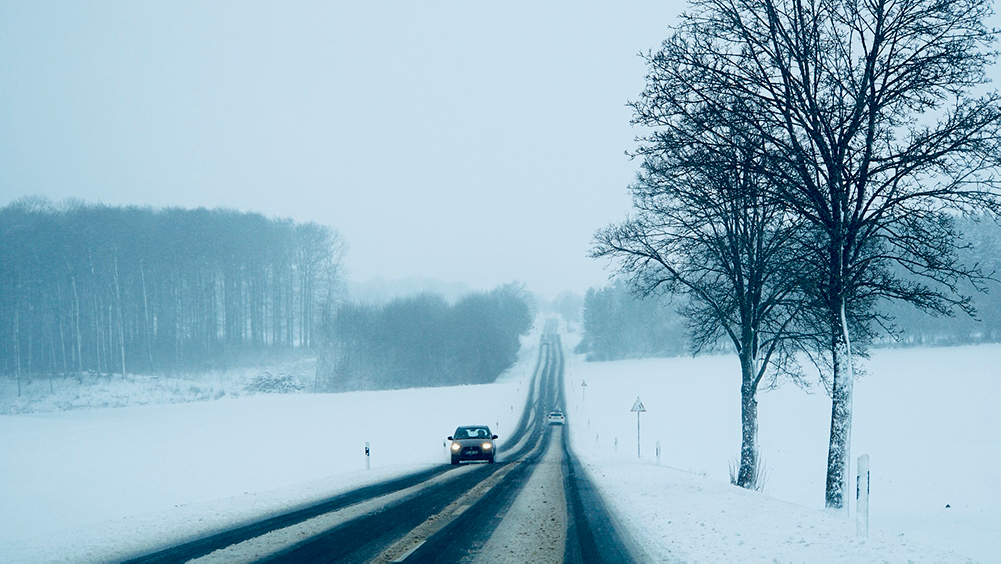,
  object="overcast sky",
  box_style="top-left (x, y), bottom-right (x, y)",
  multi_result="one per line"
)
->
top-left (1, 2), bottom-right (688, 298)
